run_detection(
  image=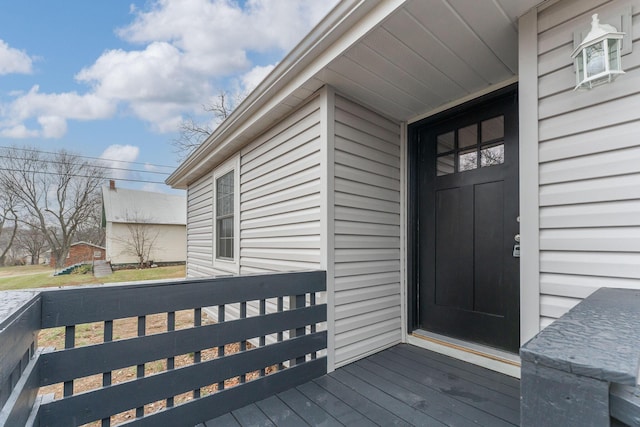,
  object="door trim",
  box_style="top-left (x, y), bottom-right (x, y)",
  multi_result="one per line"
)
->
top-left (407, 83), bottom-right (520, 352)
top-left (518, 9), bottom-right (541, 345)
